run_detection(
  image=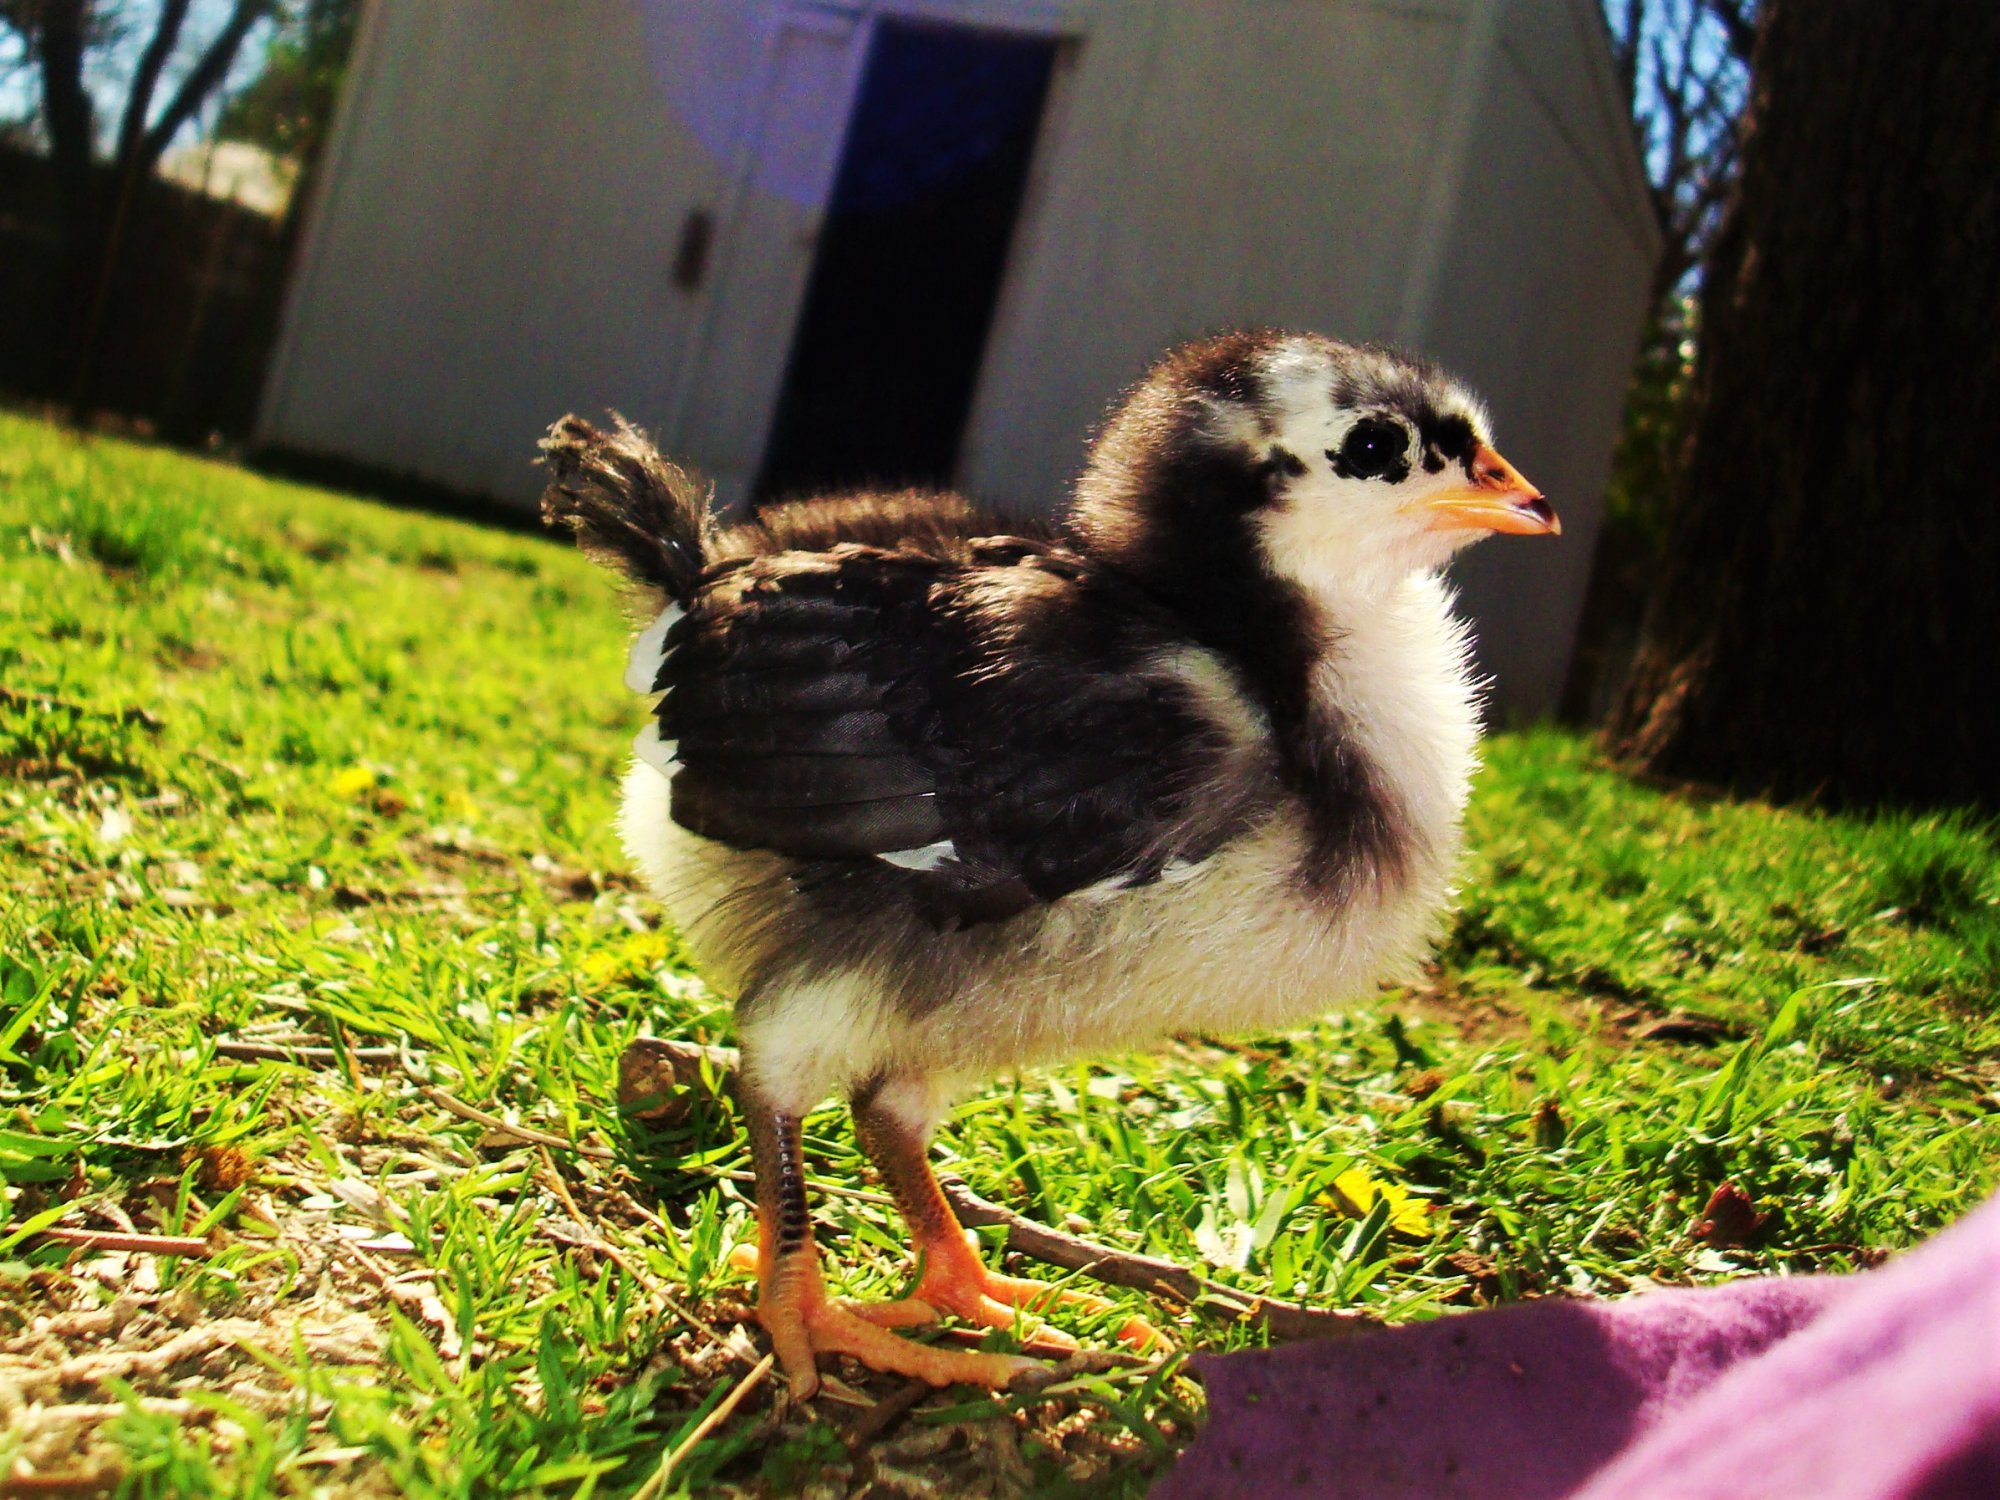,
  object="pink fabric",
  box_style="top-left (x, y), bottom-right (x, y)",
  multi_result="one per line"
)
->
top-left (1154, 1194), bottom-right (2000, 1500)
